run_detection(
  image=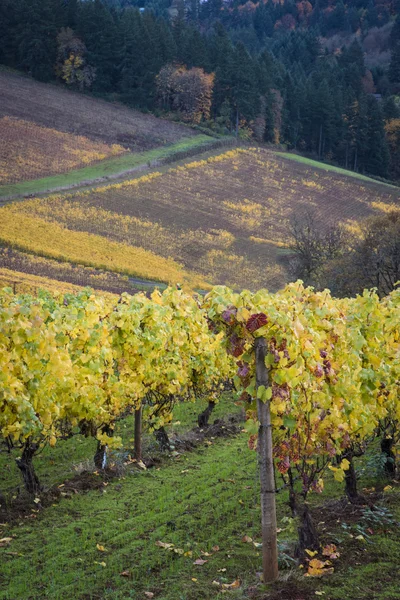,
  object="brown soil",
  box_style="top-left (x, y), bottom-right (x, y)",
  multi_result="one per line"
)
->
top-left (0, 71), bottom-right (196, 150)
